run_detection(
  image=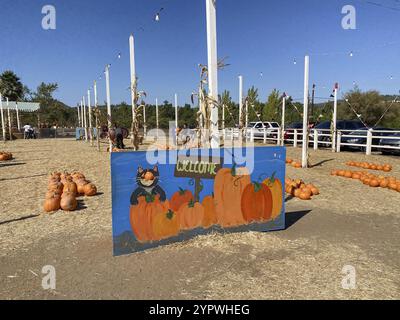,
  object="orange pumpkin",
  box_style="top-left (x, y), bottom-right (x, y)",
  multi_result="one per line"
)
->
top-left (178, 201), bottom-right (204, 230)
top-left (43, 196), bottom-right (61, 213)
top-left (202, 195), bottom-right (217, 228)
top-left (152, 209), bottom-right (180, 241)
top-left (83, 183), bottom-right (97, 196)
top-left (241, 182), bottom-right (273, 223)
top-left (214, 166), bottom-right (251, 227)
top-left (60, 195), bottom-right (78, 212)
top-left (63, 182), bottom-right (78, 195)
top-left (170, 188), bottom-right (194, 211)
top-left (263, 172), bottom-right (283, 219)
top-left (130, 195), bottom-right (169, 242)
